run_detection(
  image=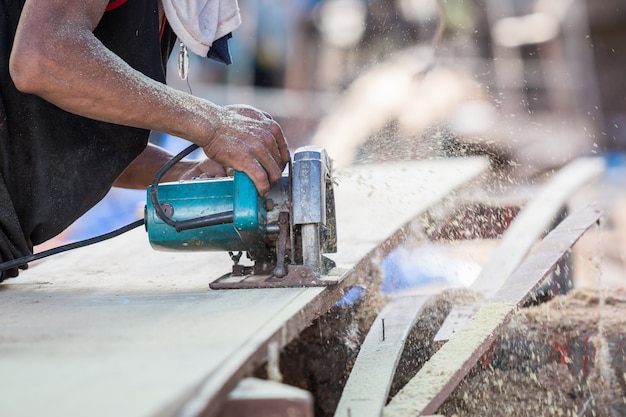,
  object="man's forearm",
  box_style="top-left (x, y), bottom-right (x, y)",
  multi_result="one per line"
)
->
top-left (10, 0), bottom-right (221, 146)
